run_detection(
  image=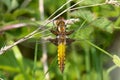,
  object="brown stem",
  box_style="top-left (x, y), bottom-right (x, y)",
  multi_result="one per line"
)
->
top-left (39, 0), bottom-right (50, 80)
